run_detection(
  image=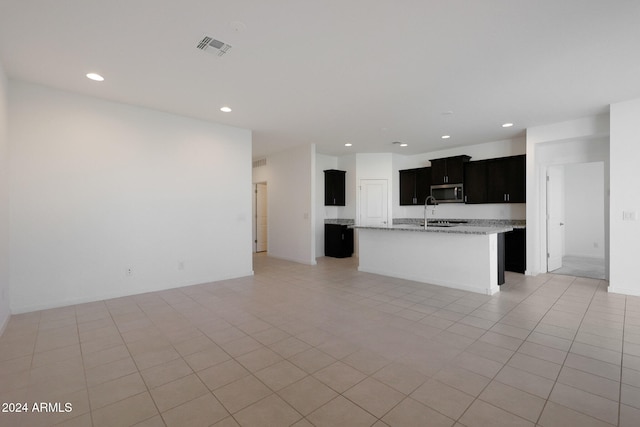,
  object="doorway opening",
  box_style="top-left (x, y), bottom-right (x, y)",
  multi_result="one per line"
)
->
top-left (255, 182), bottom-right (267, 253)
top-left (546, 162), bottom-right (605, 279)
